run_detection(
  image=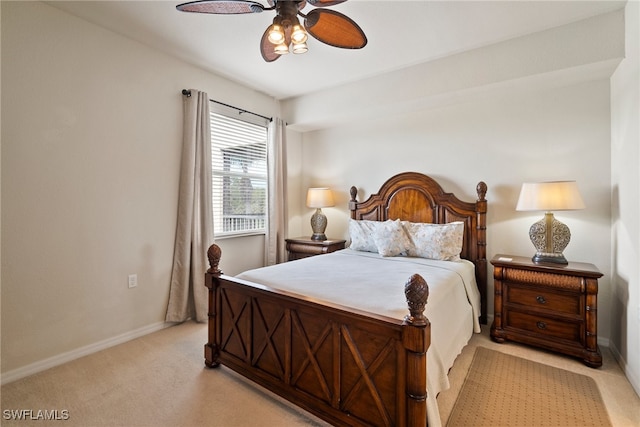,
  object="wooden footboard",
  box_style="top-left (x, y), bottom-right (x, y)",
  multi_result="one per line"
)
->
top-left (205, 244), bottom-right (430, 427)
